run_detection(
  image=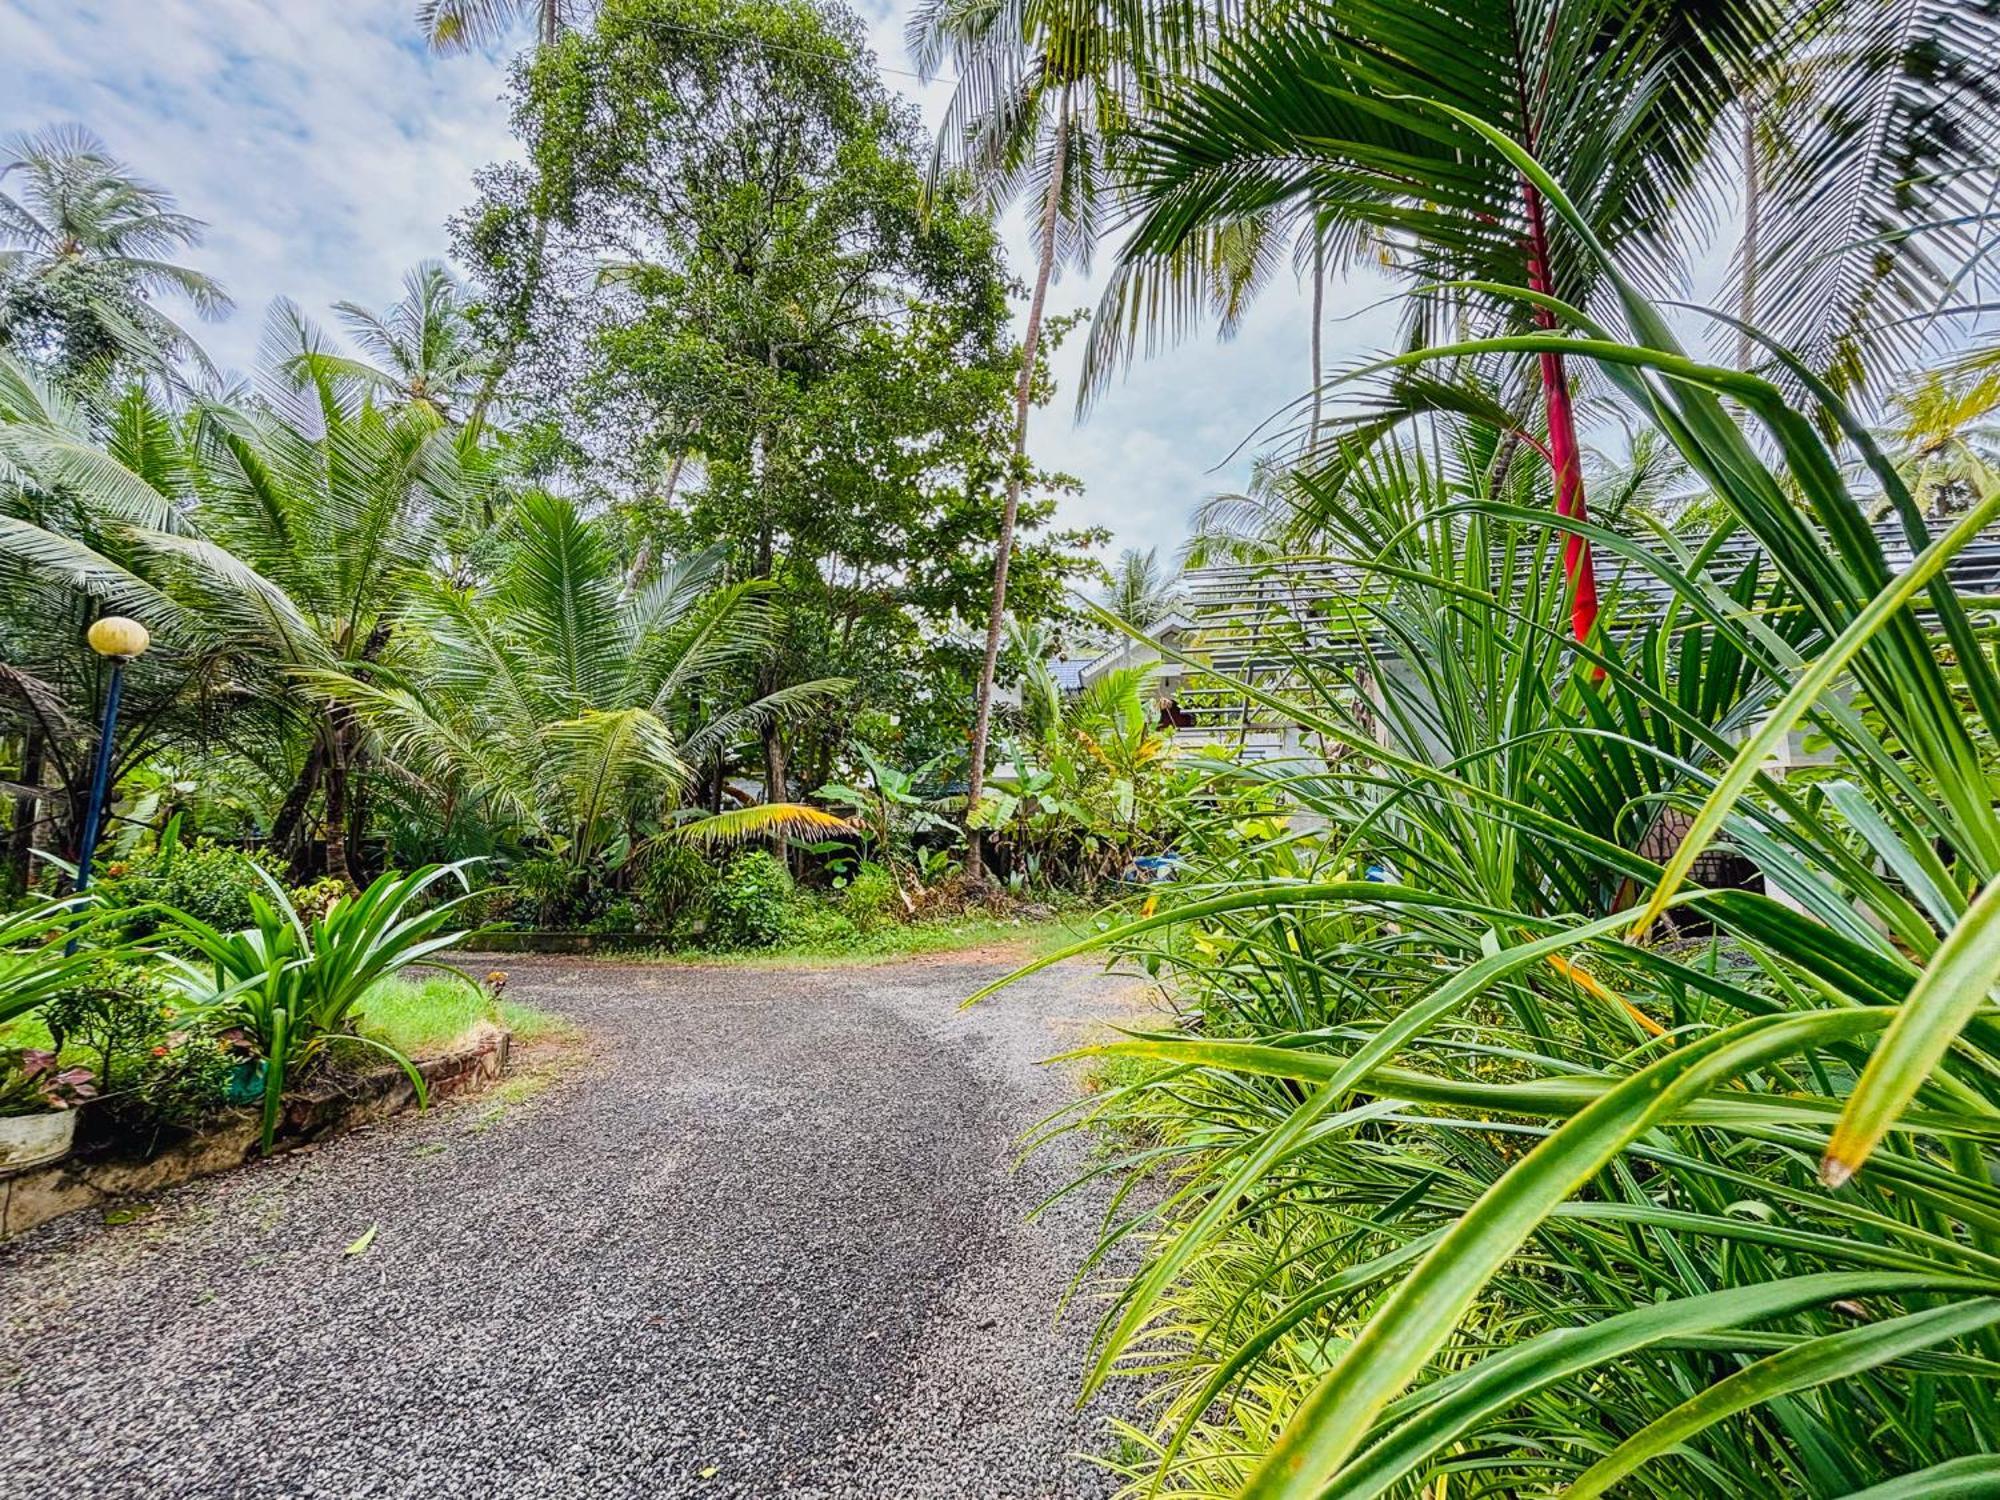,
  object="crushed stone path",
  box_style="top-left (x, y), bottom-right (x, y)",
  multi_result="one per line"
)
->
top-left (0, 950), bottom-right (1149, 1499)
